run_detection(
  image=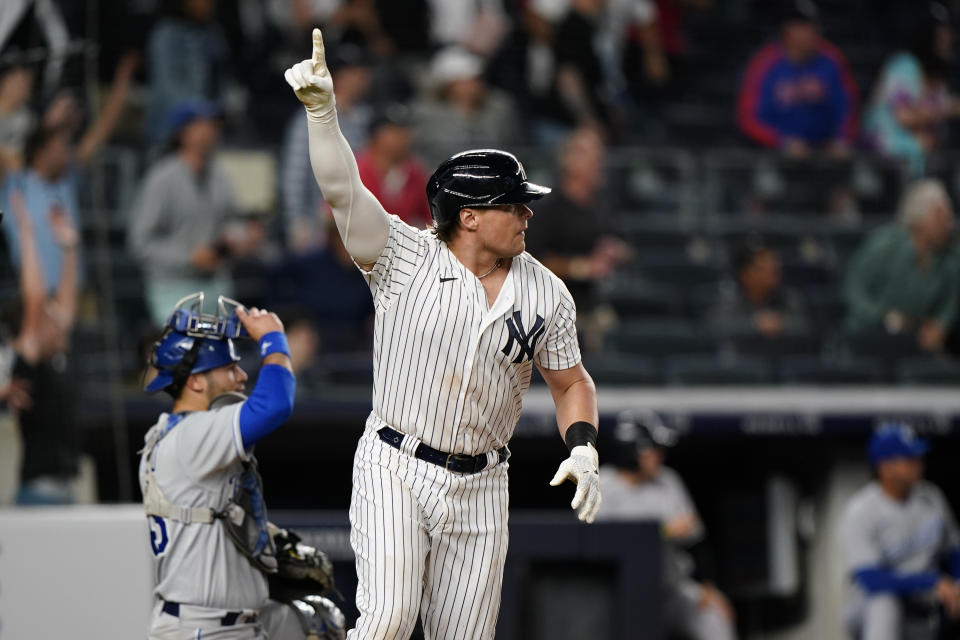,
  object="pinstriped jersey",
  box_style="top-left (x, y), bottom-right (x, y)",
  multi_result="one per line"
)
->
top-left (361, 215), bottom-right (581, 455)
